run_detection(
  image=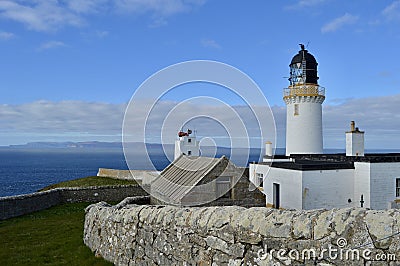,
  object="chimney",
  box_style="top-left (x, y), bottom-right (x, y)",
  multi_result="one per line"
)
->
top-left (350, 121), bottom-right (355, 131)
top-left (265, 141), bottom-right (273, 157)
top-left (346, 121), bottom-right (365, 156)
